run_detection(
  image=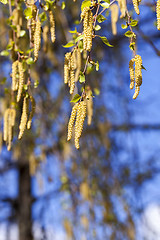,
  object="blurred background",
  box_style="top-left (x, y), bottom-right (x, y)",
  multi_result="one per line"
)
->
top-left (0, 0), bottom-right (160, 239)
